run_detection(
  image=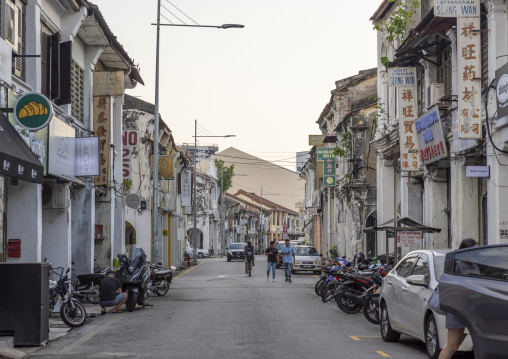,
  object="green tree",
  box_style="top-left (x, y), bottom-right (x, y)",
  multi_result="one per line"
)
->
top-left (215, 159), bottom-right (235, 193)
